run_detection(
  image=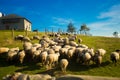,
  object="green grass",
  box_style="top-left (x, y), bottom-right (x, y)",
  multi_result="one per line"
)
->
top-left (0, 30), bottom-right (120, 79)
